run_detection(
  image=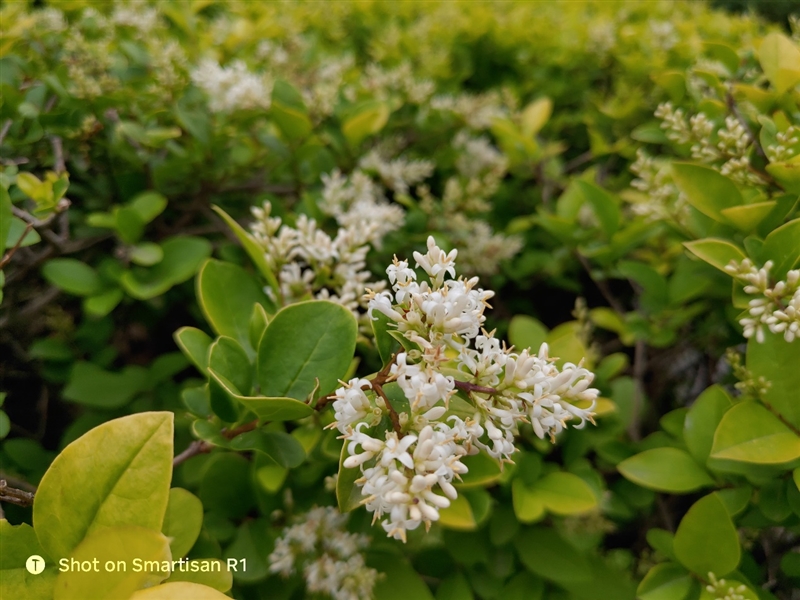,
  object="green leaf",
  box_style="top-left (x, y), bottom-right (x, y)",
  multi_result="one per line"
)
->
top-left (512, 479), bottom-right (545, 524)
top-left (62, 362), bottom-right (148, 408)
top-left (0, 521), bottom-right (58, 600)
top-left (454, 453), bottom-right (502, 489)
top-left (748, 332), bottom-right (800, 430)
top-left (228, 430), bottom-right (306, 468)
top-left (210, 206), bottom-right (280, 299)
top-left (766, 156), bottom-right (800, 194)
top-left (671, 163), bottom-right (742, 223)
top-left (6, 216), bottom-right (40, 248)
top-left (529, 471), bottom-right (597, 515)
top-left (507, 315), bottom-right (548, 352)
top-left (684, 385), bottom-right (734, 464)
top-left (673, 493), bottom-right (740, 577)
top-left (438, 494), bottom-right (478, 531)
top-left (342, 101), bottom-right (390, 147)
top-left (197, 260), bottom-right (269, 358)
top-left (42, 259), bottom-right (102, 296)
top-left (270, 101), bottom-right (312, 141)
top-left (174, 327), bottom-right (212, 375)
top-left (33, 412), bottom-right (174, 559)
top-left (761, 218), bottom-right (800, 279)
top-left (371, 310), bottom-right (400, 367)
top-left (53, 526), bottom-right (171, 600)
top-left (162, 488), bottom-right (204, 559)
top-left (337, 442), bottom-right (364, 513)
top-left (83, 288), bottom-right (124, 318)
top-left (200, 454), bottom-right (256, 520)
top-left (719, 201), bottom-right (776, 233)
top-left (575, 180), bottom-right (621, 237)
top-left (637, 563), bottom-right (694, 600)
top-left (249, 303), bottom-right (269, 351)
top-left (209, 336), bottom-right (252, 398)
top-left (130, 243), bottom-right (164, 267)
top-left (711, 400), bottom-right (800, 463)
top-left (115, 205), bottom-right (145, 244)
top-left (121, 237), bottom-right (211, 300)
top-left (683, 238), bottom-right (746, 273)
top-left (618, 448), bottom-right (713, 493)
top-left (521, 97), bottom-right (552, 137)
top-left (514, 527), bottom-right (591, 584)
top-left (758, 32), bottom-right (800, 95)
top-left (257, 300), bottom-right (358, 400)
top-left (369, 552), bottom-right (435, 600)
top-left (207, 368), bottom-right (313, 421)
top-left (163, 560), bottom-right (232, 592)
top-left (130, 582), bottom-right (232, 600)
top-left (127, 191), bottom-right (167, 224)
